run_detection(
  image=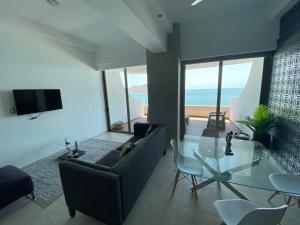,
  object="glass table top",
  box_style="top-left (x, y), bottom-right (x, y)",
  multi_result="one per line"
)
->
top-left (178, 136), bottom-right (299, 196)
